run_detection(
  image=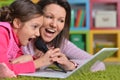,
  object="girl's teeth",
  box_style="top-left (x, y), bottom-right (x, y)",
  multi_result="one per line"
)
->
top-left (28, 38), bottom-right (32, 41)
